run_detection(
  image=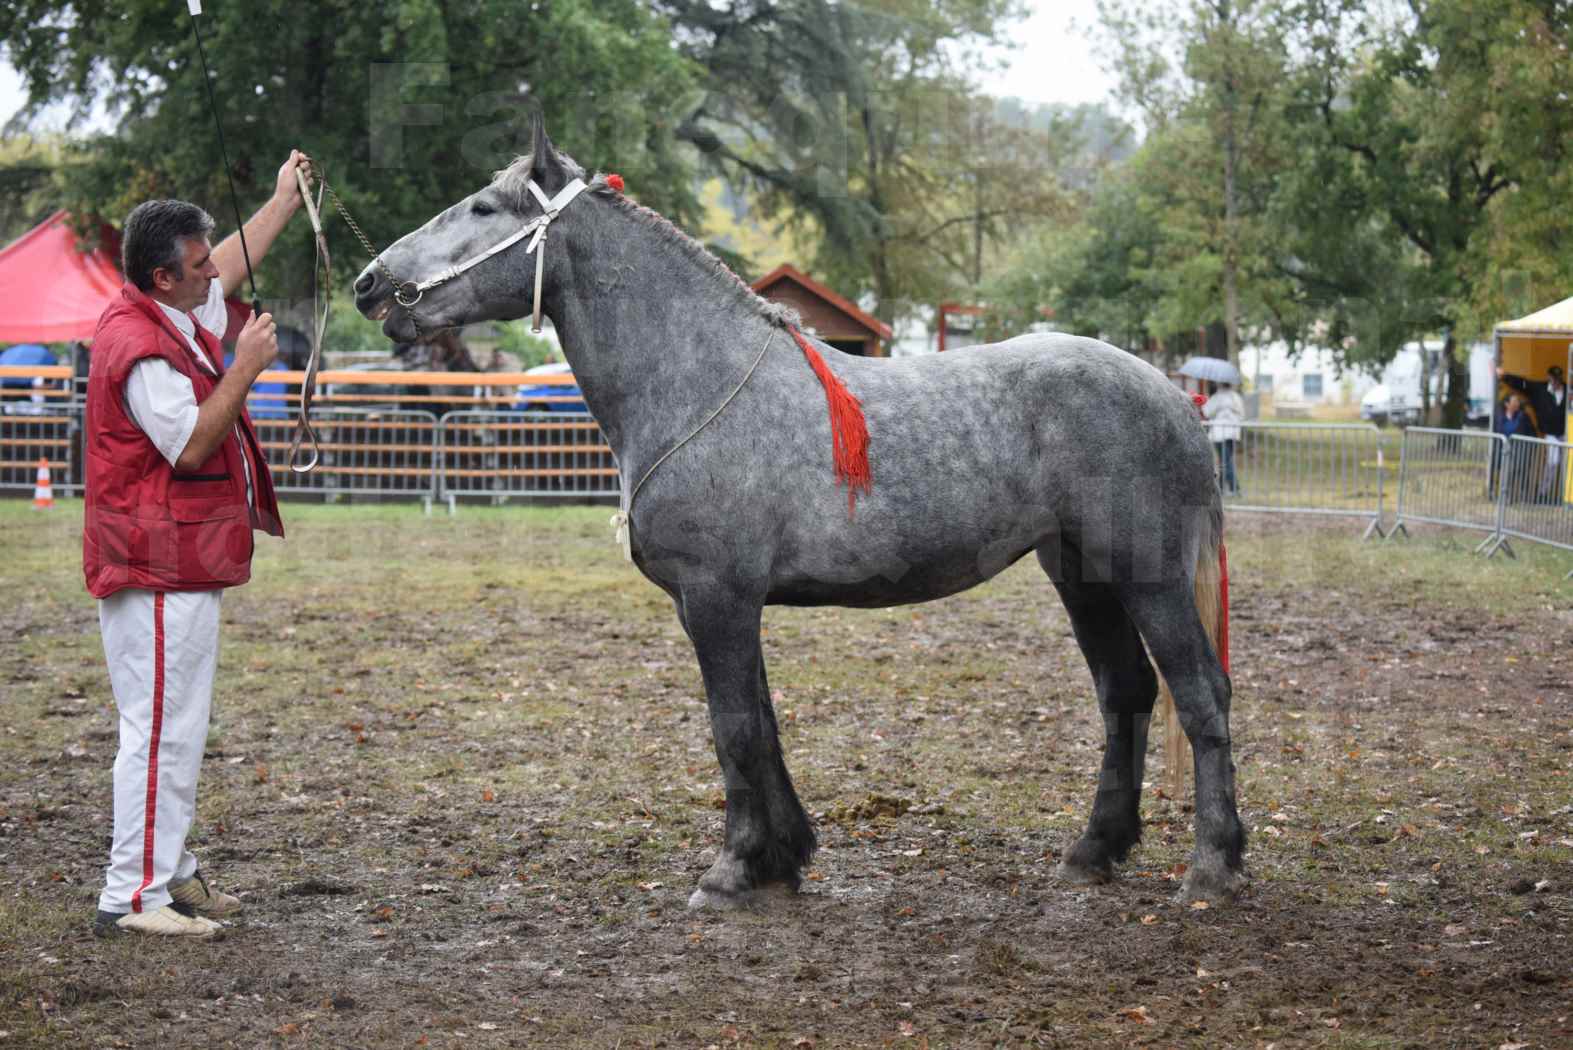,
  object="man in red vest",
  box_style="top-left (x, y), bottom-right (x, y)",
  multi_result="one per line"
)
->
top-left (85, 151), bottom-right (309, 937)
